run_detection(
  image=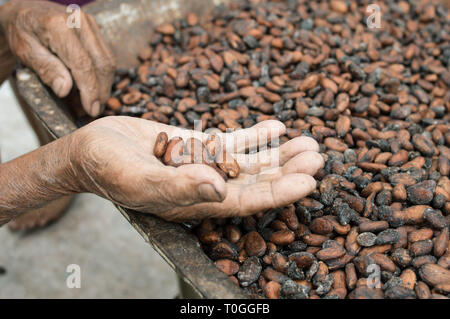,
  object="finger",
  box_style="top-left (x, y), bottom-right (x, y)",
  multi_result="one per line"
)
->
top-left (155, 164), bottom-right (227, 207)
top-left (79, 14), bottom-right (116, 103)
top-left (236, 136), bottom-right (320, 174)
top-left (148, 120), bottom-right (286, 156)
top-left (252, 151), bottom-right (324, 182)
top-left (162, 173), bottom-right (316, 221)
top-left (37, 16), bottom-right (101, 116)
top-left (236, 150), bottom-right (324, 183)
top-left (222, 120), bottom-right (286, 153)
top-left (235, 173), bottom-right (316, 216)
top-left (10, 31), bottom-right (73, 97)
top-left (281, 150), bottom-right (324, 176)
